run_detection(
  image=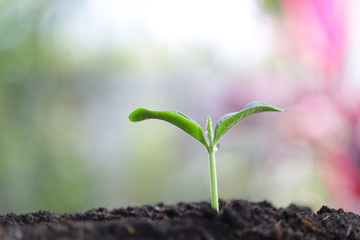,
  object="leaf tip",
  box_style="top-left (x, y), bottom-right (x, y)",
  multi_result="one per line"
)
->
top-left (275, 107), bottom-right (286, 112)
top-left (207, 116), bottom-right (212, 124)
top-left (249, 101), bottom-right (285, 112)
top-left (128, 108), bottom-right (148, 122)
